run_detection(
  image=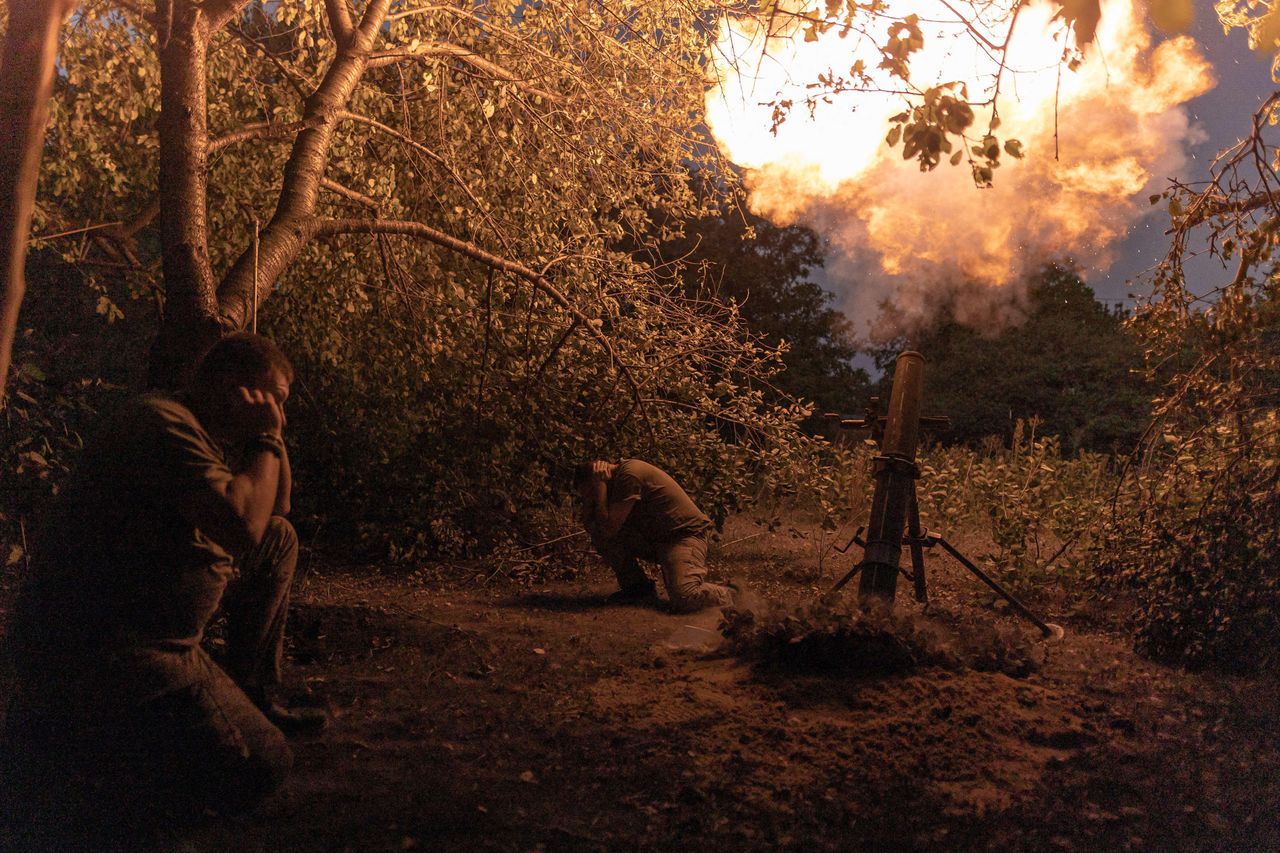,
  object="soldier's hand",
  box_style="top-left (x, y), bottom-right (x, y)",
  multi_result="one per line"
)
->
top-left (236, 386), bottom-right (285, 437)
top-left (591, 460), bottom-right (611, 482)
